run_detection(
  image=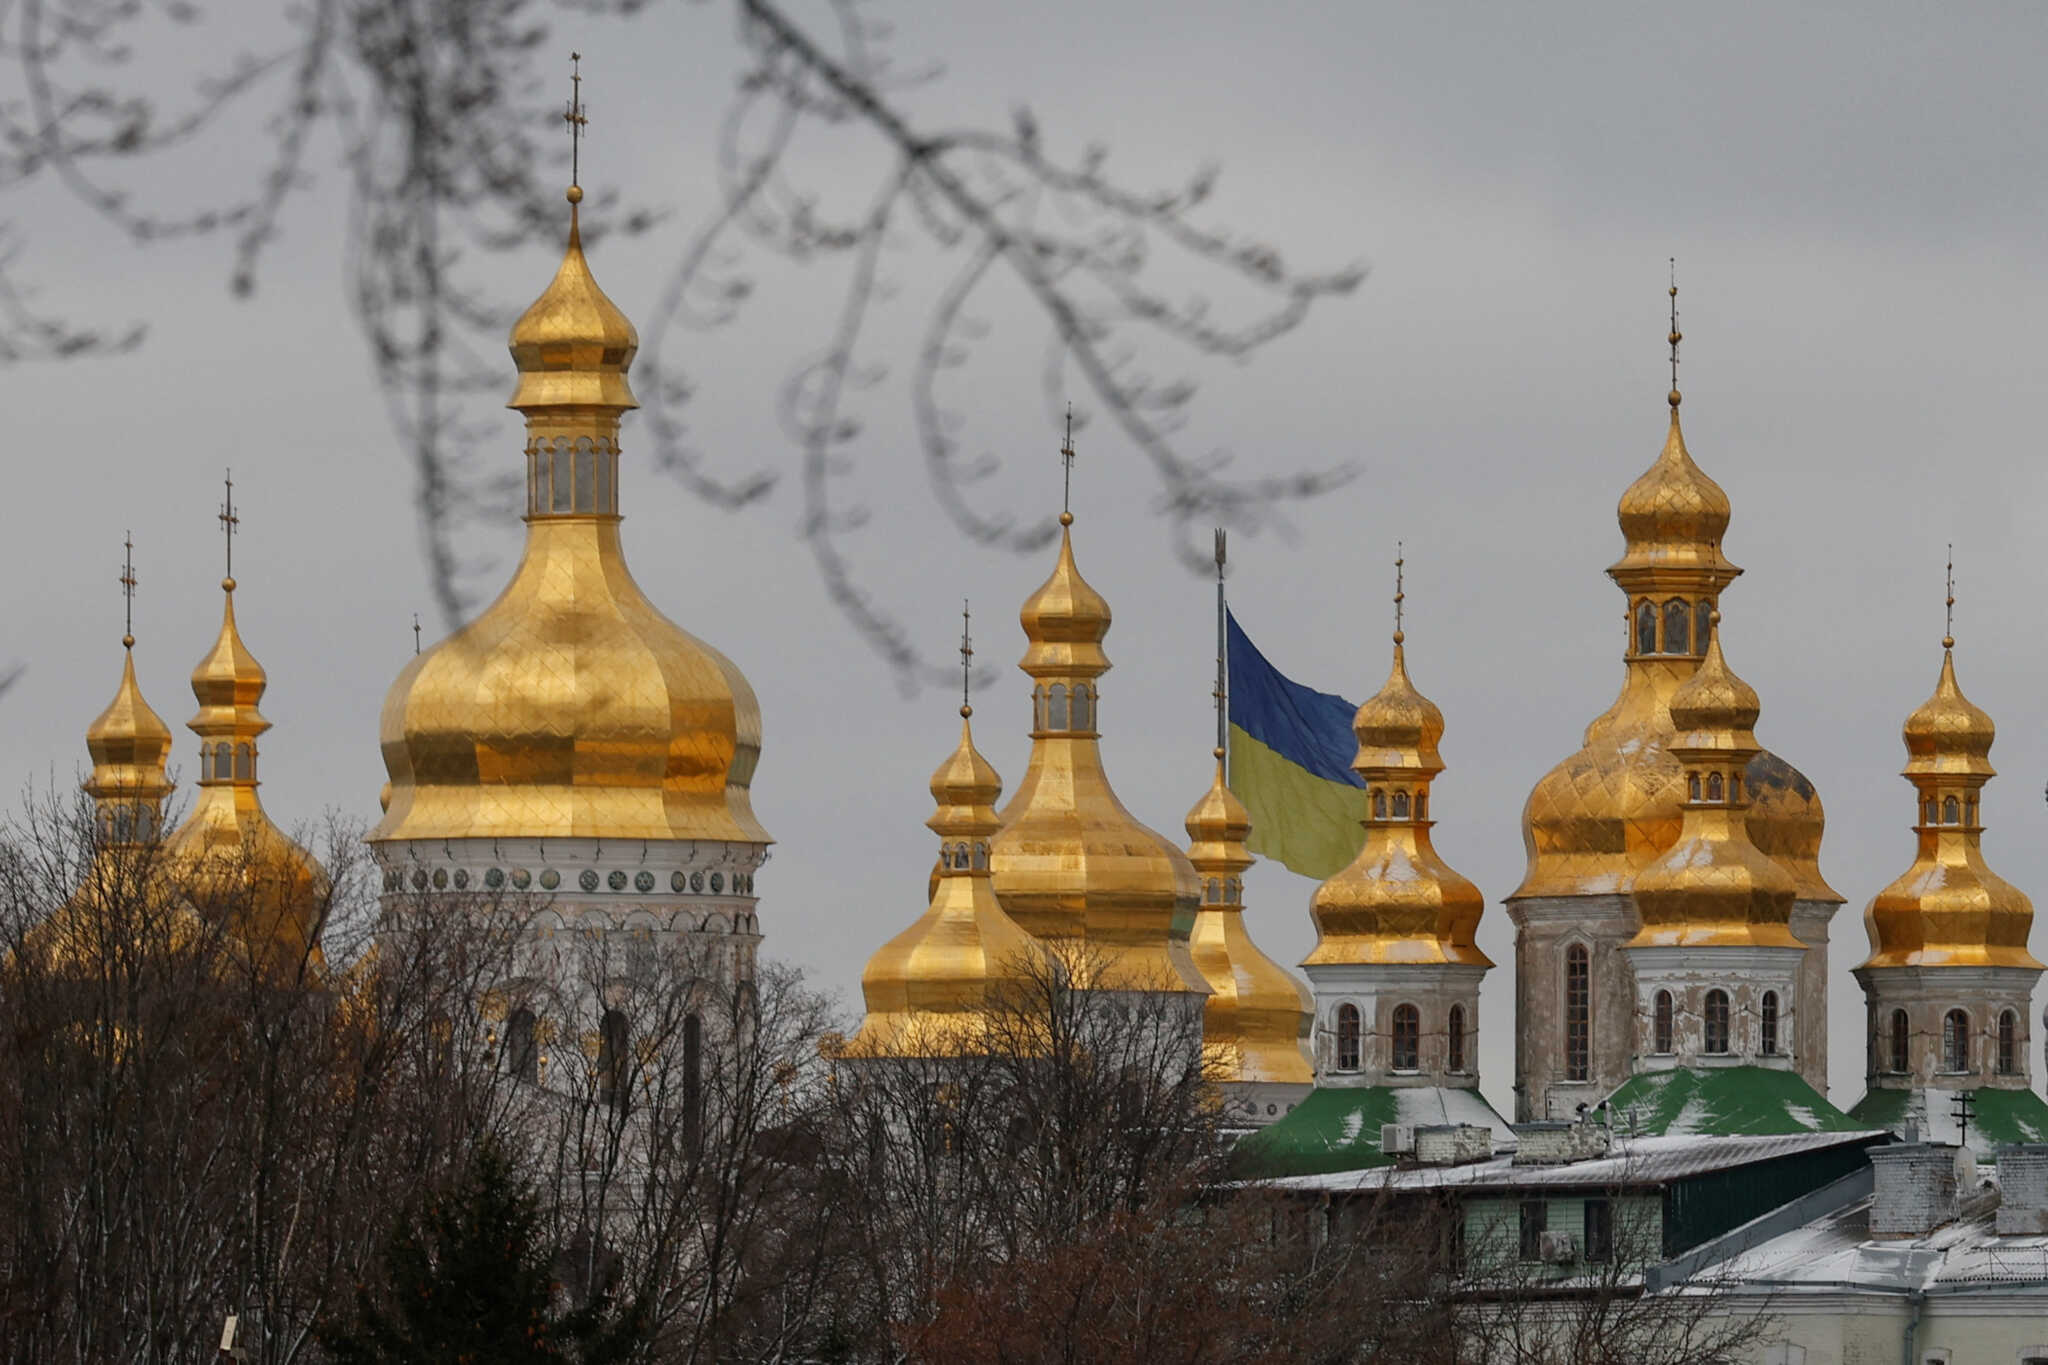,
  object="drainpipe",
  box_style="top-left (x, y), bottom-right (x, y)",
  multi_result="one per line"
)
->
top-left (1901, 1288), bottom-right (1924, 1365)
